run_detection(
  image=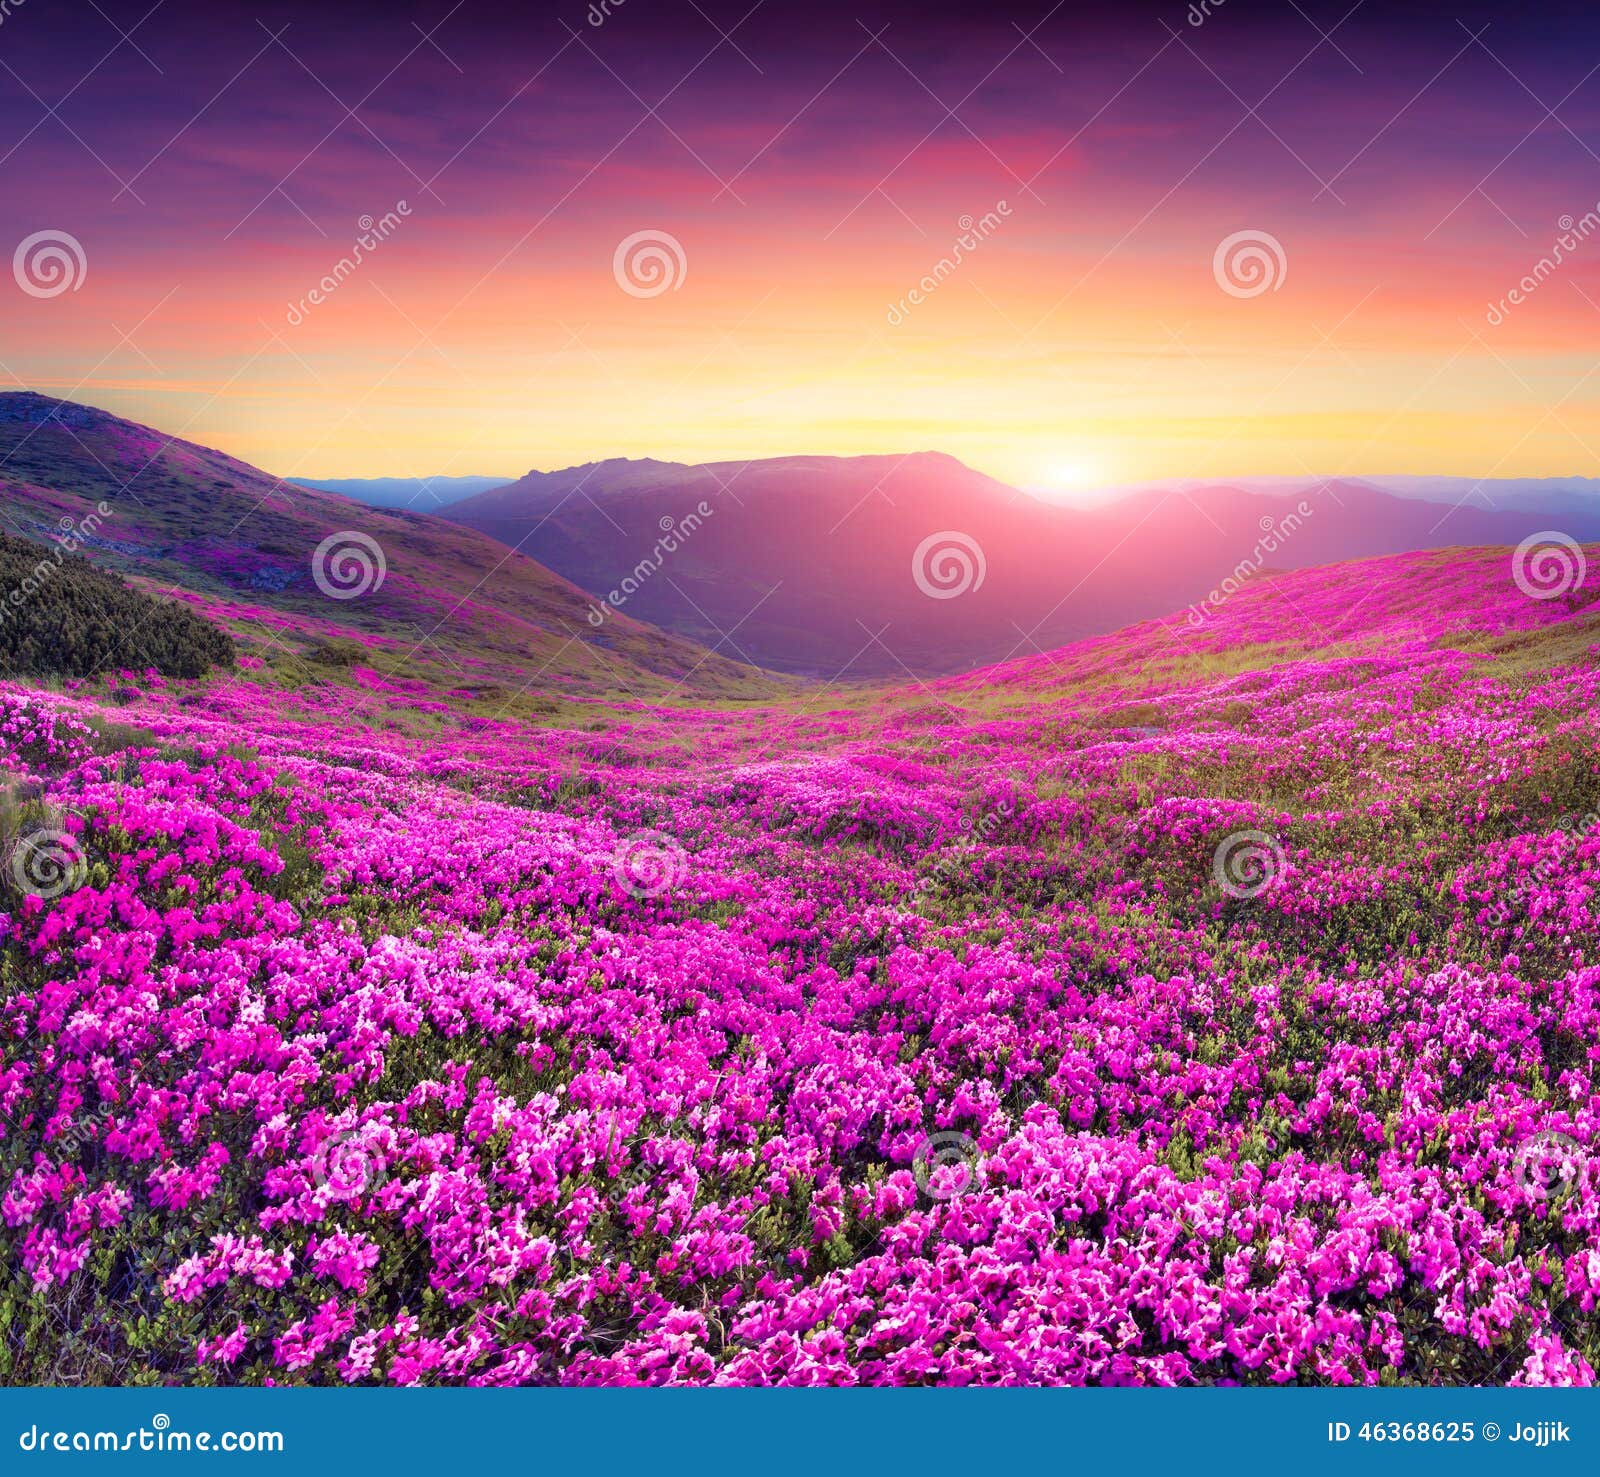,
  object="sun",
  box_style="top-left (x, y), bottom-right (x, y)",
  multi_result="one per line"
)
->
top-left (1036, 457), bottom-right (1107, 495)
top-left (1046, 461), bottom-right (1093, 489)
